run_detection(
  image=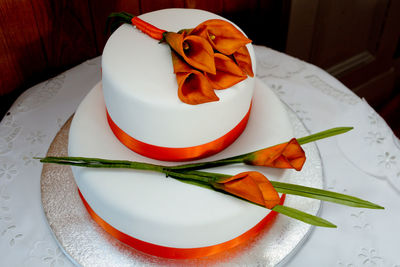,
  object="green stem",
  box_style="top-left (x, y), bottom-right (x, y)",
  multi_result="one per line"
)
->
top-left (40, 127), bottom-right (353, 173)
top-left (38, 156), bottom-right (164, 172)
top-left (36, 155), bottom-right (382, 227)
top-left (169, 170), bottom-right (383, 209)
top-left (164, 170), bottom-right (214, 183)
top-left (163, 127), bottom-right (354, 172)
top-left (38, 157), bottom-right (221, 184)
top-left (37, 157), bottom-right (383, 209)
top-left (105, 12), bottom-right (134, 35)
top-left (166, 156), bottom-right (244, 171)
